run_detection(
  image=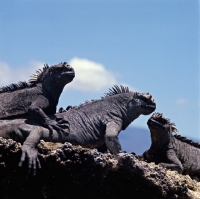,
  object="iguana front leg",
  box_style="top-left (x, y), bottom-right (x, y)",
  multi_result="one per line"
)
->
top-left (159, 150), bottom-right (183, 173)
top-left (104, 121), bottom-right (122, 154)
top-left (17, 125), bottom-right (43, 176)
